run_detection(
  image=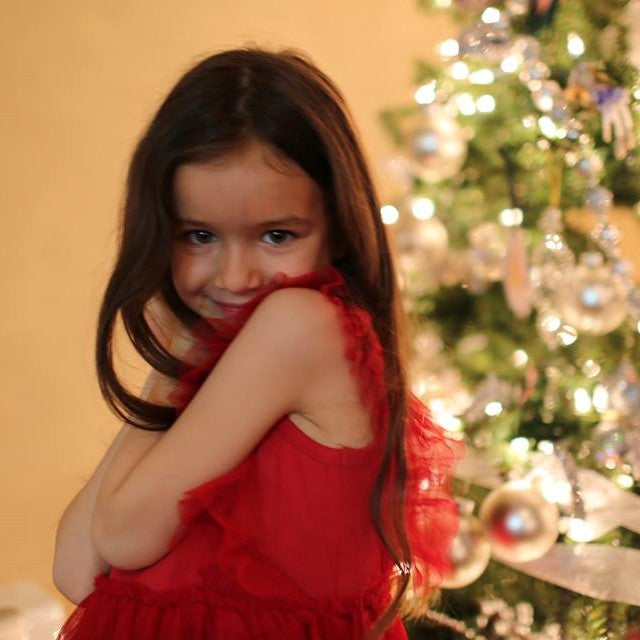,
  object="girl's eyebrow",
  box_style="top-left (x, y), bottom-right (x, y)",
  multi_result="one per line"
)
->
top-left (176, 215), bottom-right (312, 229)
